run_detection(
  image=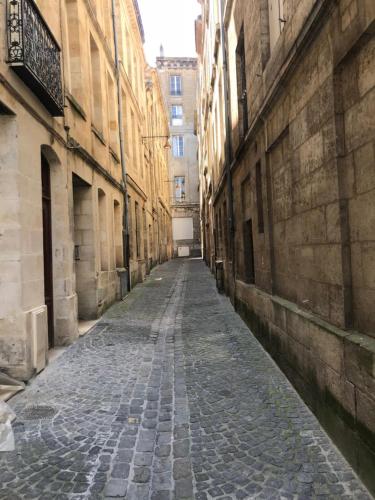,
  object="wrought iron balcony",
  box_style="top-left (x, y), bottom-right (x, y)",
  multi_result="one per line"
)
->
top-left (6, 0), bottom-right (64, 116)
